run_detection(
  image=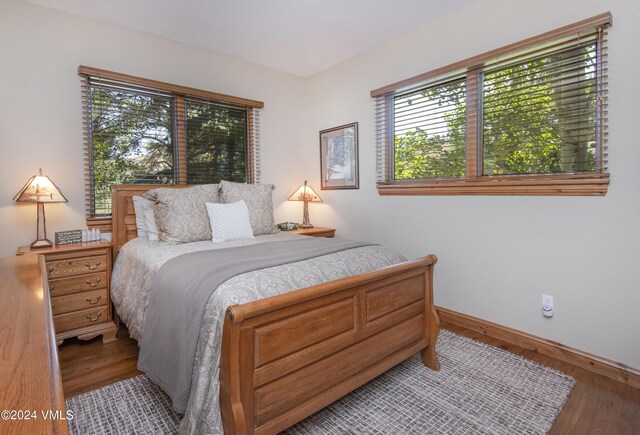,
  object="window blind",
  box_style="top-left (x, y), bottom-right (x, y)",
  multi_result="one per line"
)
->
top-left (373, 13), bottom-right (610, 196)
top-left (481, 33), bottom-right (606, 176)
top-left (249, 107), bottom-right (262, 183)
top-left (185, 99), bottom-right (248, 184)
top-left (374, 95), bottom-right (390, 182)
top-left (83, 78), bottom-right (175, 216)
top-left (79, 67), bottom-right (263, 217)
top-left (393, 77), bottom-right (467, 179)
